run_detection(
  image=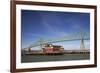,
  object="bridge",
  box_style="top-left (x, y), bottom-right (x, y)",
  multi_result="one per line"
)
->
top-left (25, 32), bottom-right (90, 51)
